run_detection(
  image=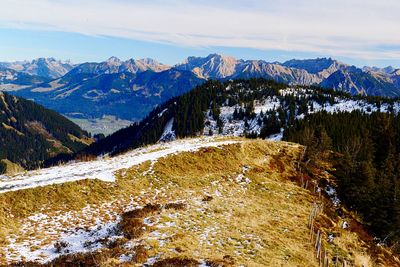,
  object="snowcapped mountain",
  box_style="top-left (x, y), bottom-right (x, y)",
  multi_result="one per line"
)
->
top-left (282, 58), bottom-right (348, 78)
top-left (175, 54), bottom-right (321, 84)
top-left (175, 54), bottom-right (238, 79)
top-left (362, 65), bottom-right (396, 74)
top-left (69, 57), bottom-right (170, 75)
top-left (321, 66), bottom-right (398, 96)
top-left (120, 58), bottom-right (170, 73)
top-left (0, 67), bottom-right (50, 91)
top-left (0, 58), bottom-right (74, 79)
top-left (176, 54), bottom-right (400, 97)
